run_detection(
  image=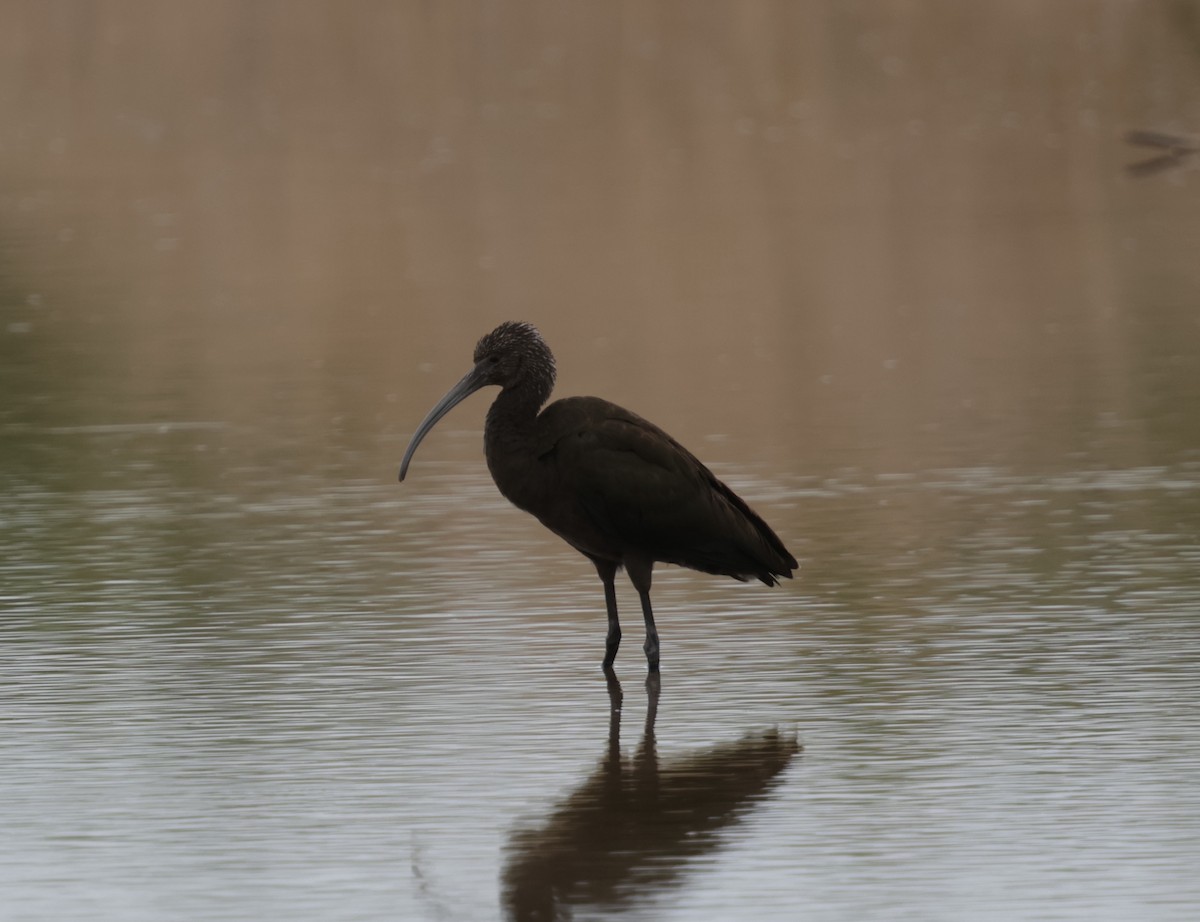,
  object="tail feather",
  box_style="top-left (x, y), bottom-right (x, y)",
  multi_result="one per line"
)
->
top-left (707, 476), bottom-right (798, 584)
